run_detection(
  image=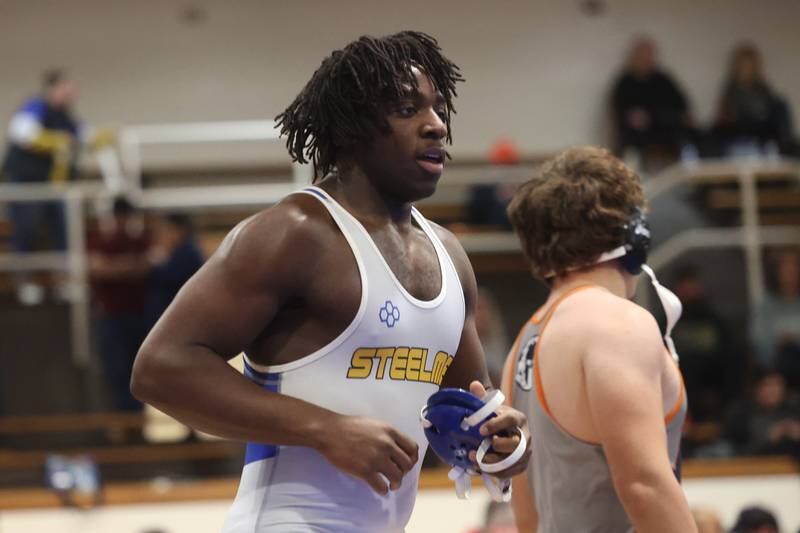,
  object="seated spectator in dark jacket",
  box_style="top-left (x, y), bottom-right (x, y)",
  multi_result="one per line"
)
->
top-left (611, 36), bottom-right (694, 164)
top-left (752, 248), bottom-right (800, 389)
top-left (712, 43), bottom-right (798, 156)
top-left (144, 214), bottom-right (204, 331)
top-left (671, 265), bottom-right (732, 421)
top-left (88, 197), bottom-right (150, 412)
top-left (723, 369), bottom-right (800, 457)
